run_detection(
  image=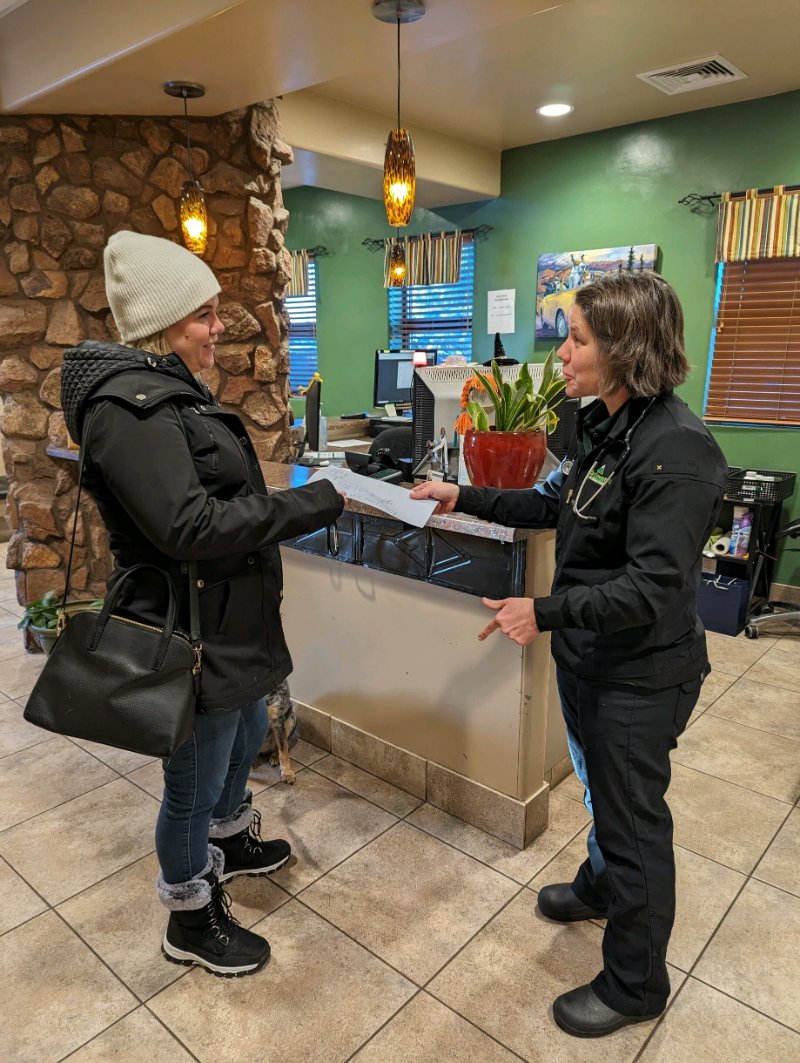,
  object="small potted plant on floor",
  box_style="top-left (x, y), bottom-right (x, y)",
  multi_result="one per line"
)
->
top-left (455, 347), bottom-right (566, 488)
top-left (18, 590), bottom-right (104, 654)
